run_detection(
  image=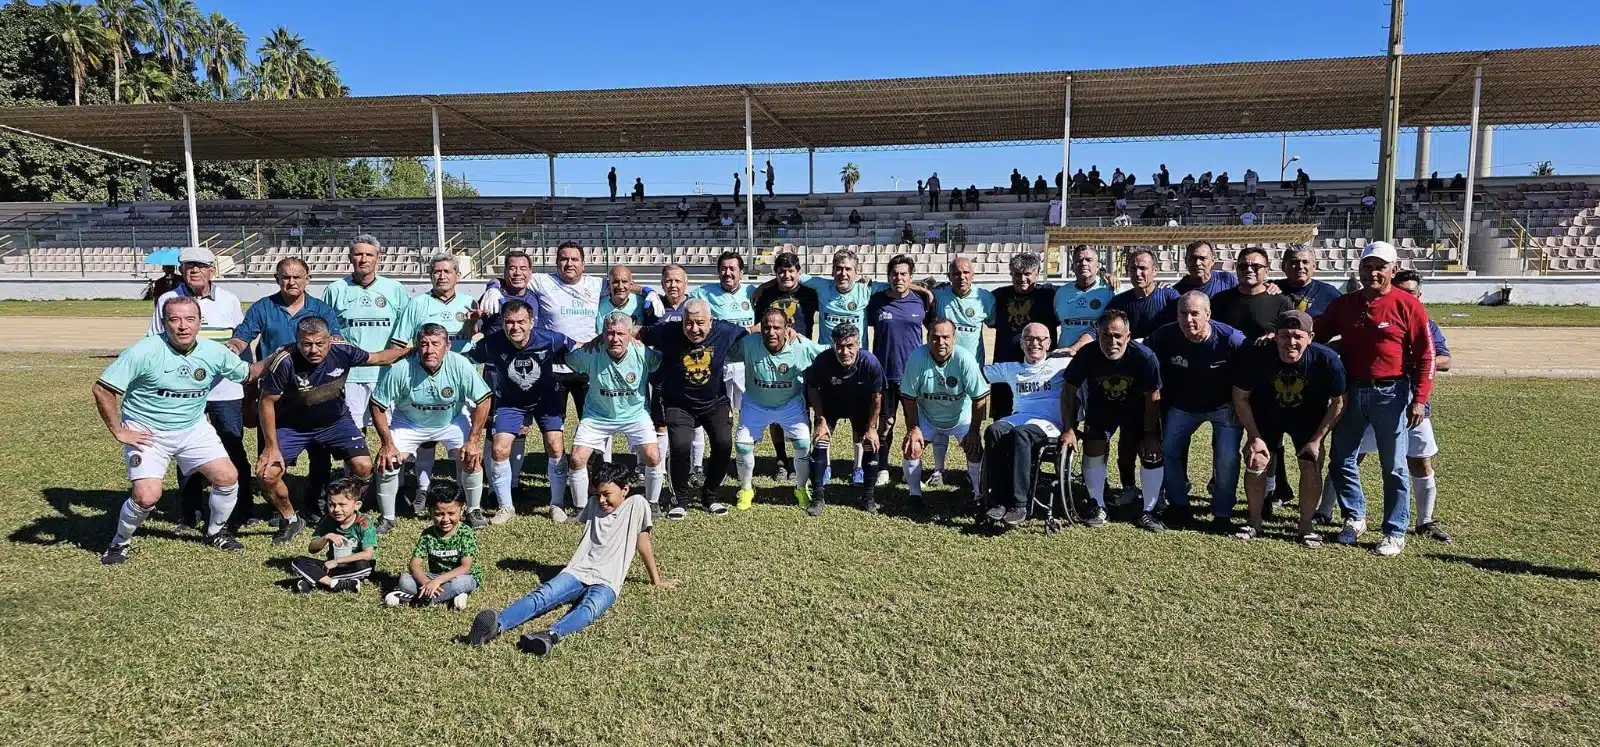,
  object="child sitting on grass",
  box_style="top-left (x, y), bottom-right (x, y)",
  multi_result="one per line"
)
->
top-left (386, 479), bottom-right (481, 610)
top-left (466, 461), bottom-right (677, 656)
top-left (290, 478), bottom-right (376, 594)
